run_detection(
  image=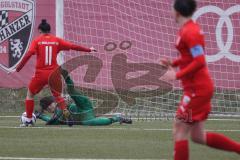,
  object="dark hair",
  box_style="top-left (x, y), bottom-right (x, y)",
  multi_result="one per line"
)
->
top-left (39, 96), bottom-right (55, 110)
top-left (38, 19), bottom-right (51, 33)
top-left (174, 0), bottom-right (197, 17)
